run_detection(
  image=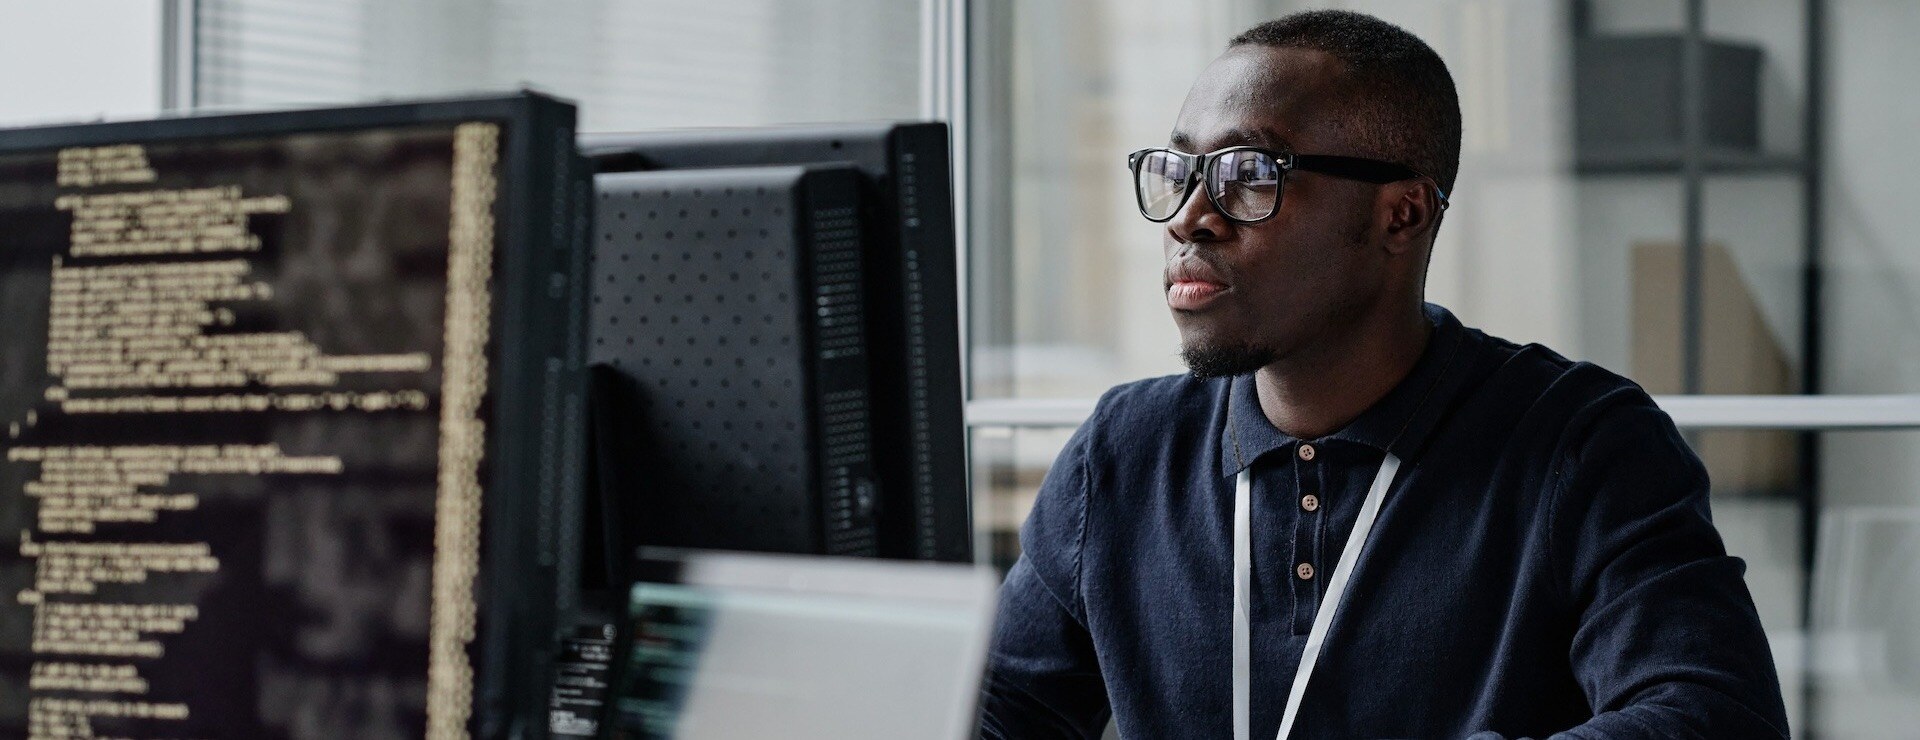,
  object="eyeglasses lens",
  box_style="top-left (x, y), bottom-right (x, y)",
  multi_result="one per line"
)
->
top-left (1209, 150), bottom-right (1281, 222)
top-left (1135, 150), bottom-right (1191, 221)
